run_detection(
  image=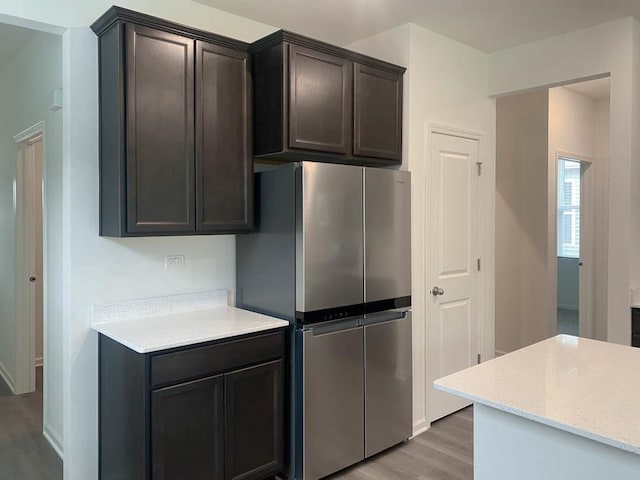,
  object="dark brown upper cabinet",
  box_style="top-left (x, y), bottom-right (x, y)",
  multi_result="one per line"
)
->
top-left (251, 31), bottom-right (405, 166)
top-left (92, 7), bottom-right (253, 237)
top-left (354, 64), bottom-right (403, 162)
top-left (288, 45), bottom-right (352, 155)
